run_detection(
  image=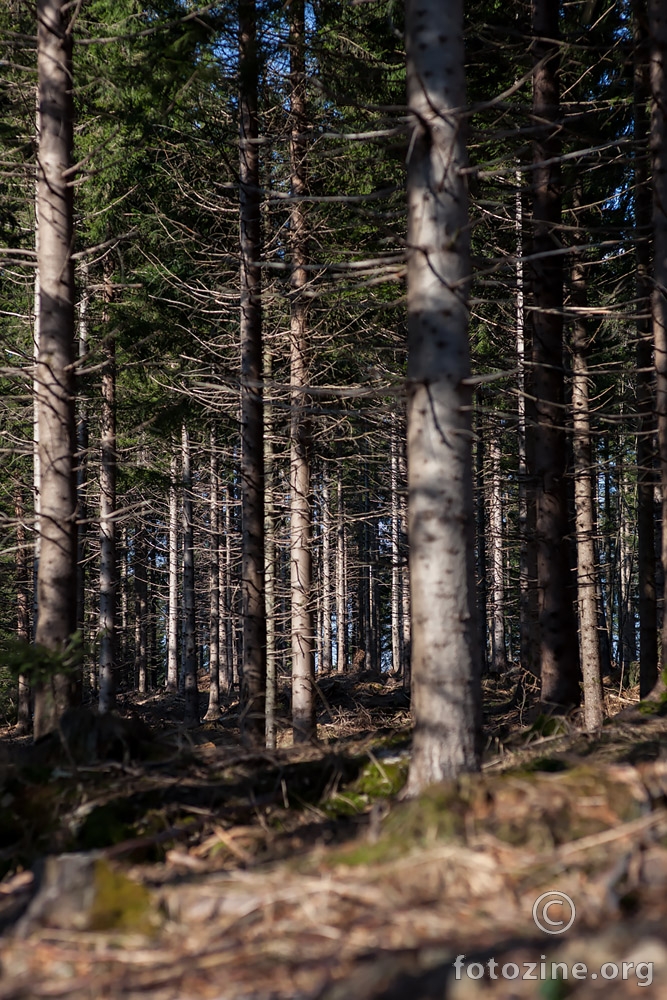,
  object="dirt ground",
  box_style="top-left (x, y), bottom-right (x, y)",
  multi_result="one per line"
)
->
top-left (0, 670), bottom-right (666, 999)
